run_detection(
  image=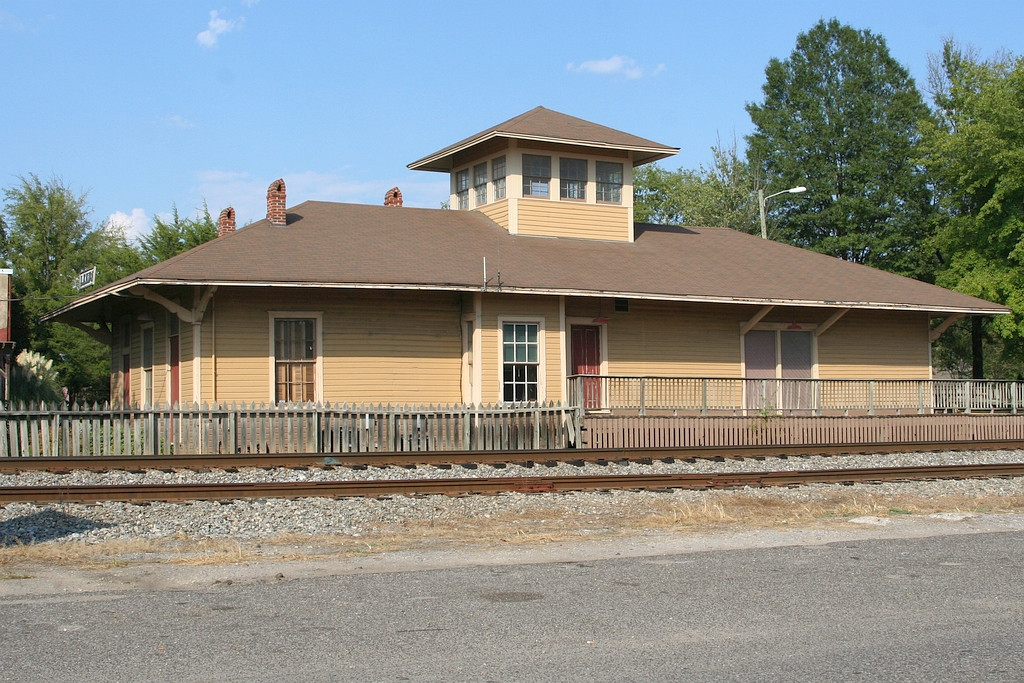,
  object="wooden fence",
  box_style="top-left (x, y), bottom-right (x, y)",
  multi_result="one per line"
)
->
top-left (0, 401), bottom-right (581, 457)
top-left (568, 375), bottom-right (1024, 415)
top-left (582, 413), bottom-right (1024, 449)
